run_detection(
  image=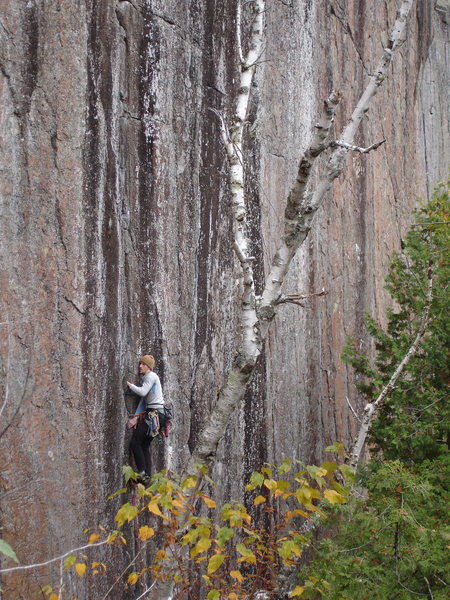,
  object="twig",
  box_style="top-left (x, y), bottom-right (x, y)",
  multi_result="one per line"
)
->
top-left (345, 396), bottom-right (361, 423)
top-left (329, 139), bottom-right (386, 153)
top-left (135, 580), bottom-right (156, 600)
top-left (411, 221), bottom-right (450, 227)
top-left (275, 289), bottom-right (328, 306)
top-left (102, 542), bottom-right (150, 600)
top-left (0, 539), bottom-right (109, 574)
top-left (424, 576), bottom-right (434, 600)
